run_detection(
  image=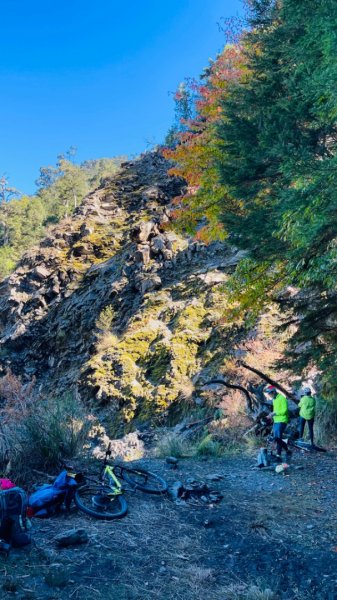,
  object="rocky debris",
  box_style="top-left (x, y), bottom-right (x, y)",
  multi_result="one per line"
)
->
top-left (91, 431), bottom-right (144, 461)
top-left (32, 265), bottom-right (52, 280)
top-left (168, 478), bottom-right (223, 505)
top-left (0, 150), bottom-right (246, 429)
top-left (150, 235), bottom-right (166, 255)
top-left (165, 456), bottom-right (179, 467)
top-left (132, 221), bottom-right (158, 243)
top-left (135, 244), bottom-right (151, 265)
top-left (54, 528), bottom-right (89, 548)
top-left (135, 273), bottom-right (162, 294)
